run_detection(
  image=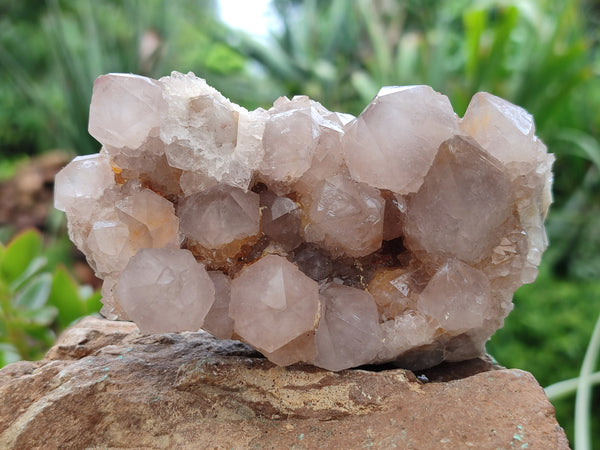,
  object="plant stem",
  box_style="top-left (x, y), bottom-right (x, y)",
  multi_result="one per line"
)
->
top-left (545, 371), bottom-right (600, 401)
top-left (575, 312), bottom-right (600, 450)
